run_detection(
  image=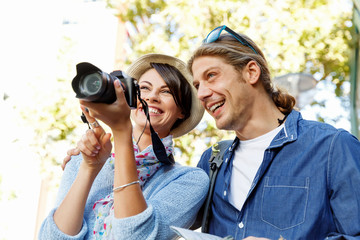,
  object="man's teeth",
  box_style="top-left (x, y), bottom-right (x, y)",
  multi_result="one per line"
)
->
top-left (208, 101), bottom-right (225, 112)
top-left (149, 108), bottom-right (161, 114)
